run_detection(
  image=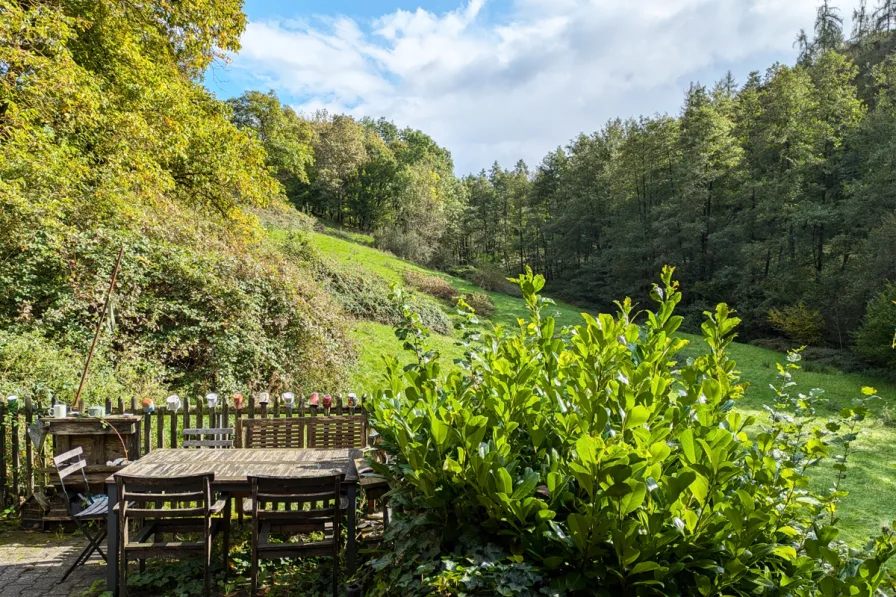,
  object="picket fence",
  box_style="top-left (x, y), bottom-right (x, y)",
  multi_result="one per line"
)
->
top-left (0, 393), bottom-right (369, 508)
